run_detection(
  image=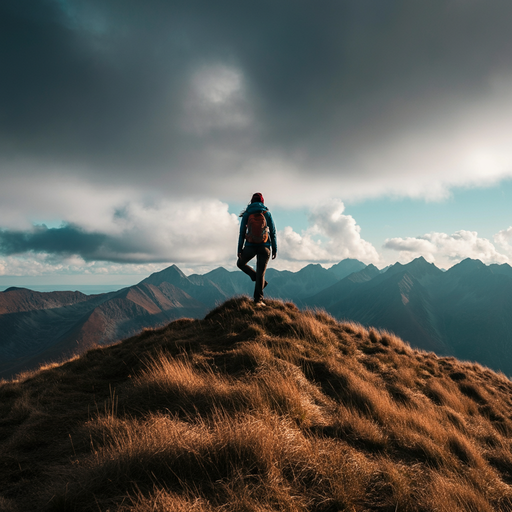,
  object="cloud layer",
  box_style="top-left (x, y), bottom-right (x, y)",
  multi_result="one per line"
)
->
top-left (0, 200), bottom-right (239, 267)
top-left (0, 199), bottom-right (381, 273)
top-left (2, 1), bottom-right (512, 274)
